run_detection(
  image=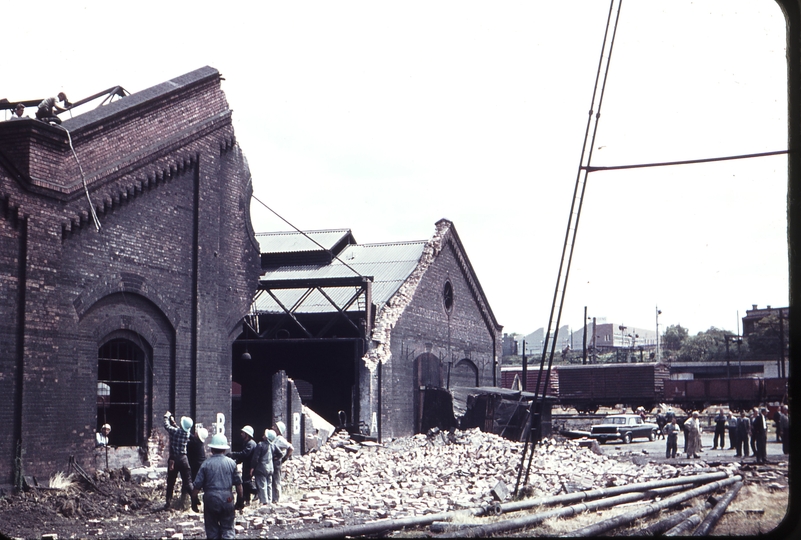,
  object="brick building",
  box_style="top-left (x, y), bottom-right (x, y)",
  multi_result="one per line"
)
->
top-left (234, 219), bottom-right (503, 445)
top-left (0, 67), bottom-right (260, 486)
